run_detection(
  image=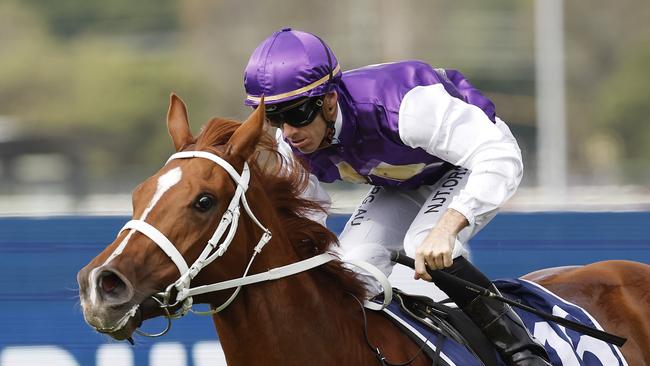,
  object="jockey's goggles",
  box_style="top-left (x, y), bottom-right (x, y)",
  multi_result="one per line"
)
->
top-left (264, 97), bottom-right (324, 128)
